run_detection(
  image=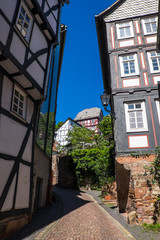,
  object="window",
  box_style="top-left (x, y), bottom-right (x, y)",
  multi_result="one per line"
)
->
top-left (156, 100), bottom-right (160, 124)
top-left (119, 54), bottom-right (139, 76)
top-left (148, 51), bottom-right (160, 73)
top-left (16, 2), bottom-right (33, 41)
top-left (124, 102), bottom-right (148, 132)
top-left (12, 85), bottom-right (26, 118)
top-left (142, 17), bottom-right (157, 35)
top-left (116, 22), bottom-right (134, 39)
